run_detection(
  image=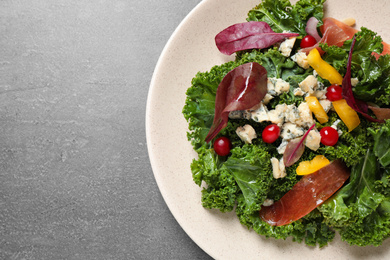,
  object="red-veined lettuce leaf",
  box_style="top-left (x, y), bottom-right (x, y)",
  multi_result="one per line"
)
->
top-left (305, 17), bottom-right (321, 42)
top-left (205, 62), bottom-right (267, 143)
top-left (283, 124), bottom-right (315, 167)
top-left (215, 21), bottom-right (299, 55)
